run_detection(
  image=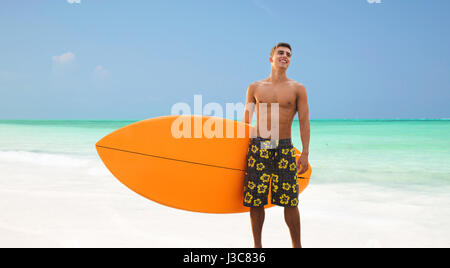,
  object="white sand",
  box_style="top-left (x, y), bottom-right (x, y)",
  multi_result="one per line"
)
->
top-left (0, 154), bottom-right (449, 248)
